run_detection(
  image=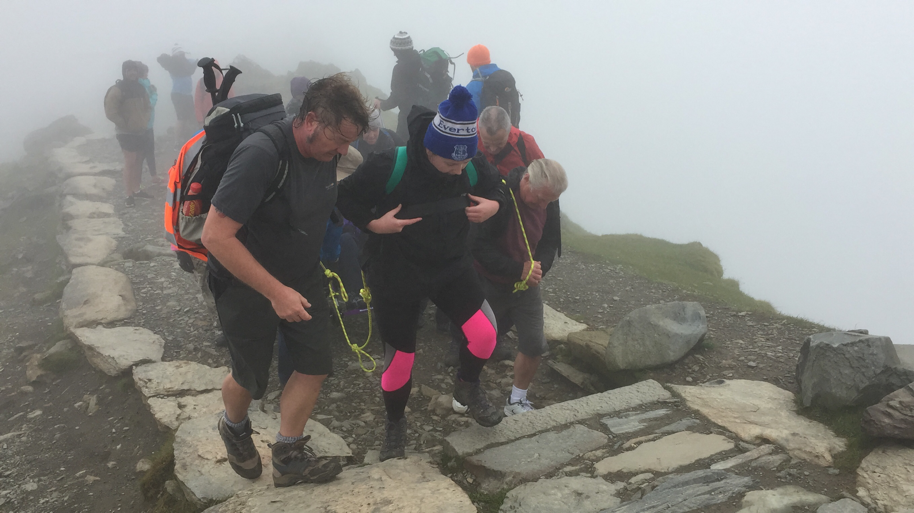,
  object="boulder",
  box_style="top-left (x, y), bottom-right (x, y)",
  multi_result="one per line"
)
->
top-left (862, 383), bottom-right (914, 440)
top-left (133, 361), bottom-right (227, 398)
top-left (60, 196), bottom-right (114, 221)
top-left (61, 175), bottom-right (116, 199)
top-left (737, 486), bottom-right (829, 513)
top-left (607, 469), bottom-right (756, 513)
top-left (464, 425), bottom-right (608, 492)
top-left (605, 302), bottom-right (707, 371)
top-left (817, 499), bottom-right (868, 513)
top-left (56, 232), bottom-right (118, 266)
top-left (202, 456), bottom-right (474, 513)
top-left (175, 411), bottom-right (352, 505)
top-left (71, 326), bottom-right (164, 376)
top-left (60, 266), bottom-right (136, 330)
top-left (543, 303), bottom-right (588, 342)
top-left (23, 115), bottom-right (91, 155)
top-left (594, 431), bottom-right (734, 475)
top-left (501, 476), bottom-right (624, 513)
top-left (670, 380), bottom-right (845, 466)
top-left (796, 331), bottom-right (914, 408)
top-left (856, 444), bottom-right (914, 513)
top-left (566, 330), bottom-right (611, 373)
